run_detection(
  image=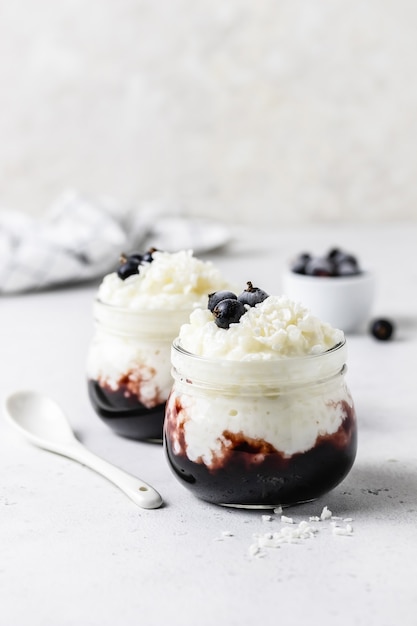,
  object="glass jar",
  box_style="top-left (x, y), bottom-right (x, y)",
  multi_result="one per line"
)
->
top-left (86, 300), bottom-right (193, 441)
top-left (164, 339), bottom-right (357, 508)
